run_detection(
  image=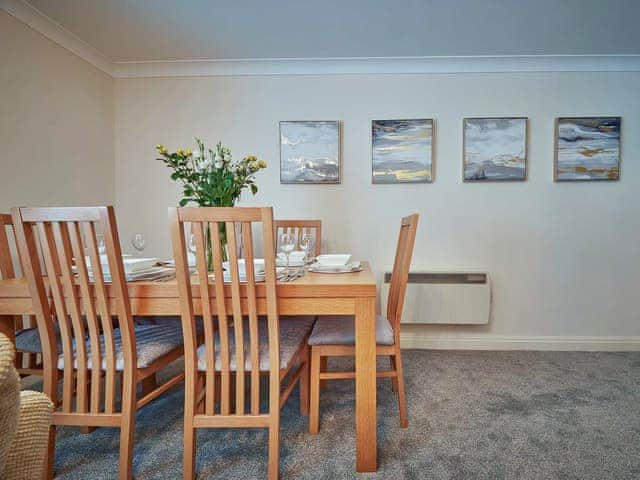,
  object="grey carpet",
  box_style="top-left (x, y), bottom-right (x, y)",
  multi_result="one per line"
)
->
top-left (39, 351), bottom-right (640, 479)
